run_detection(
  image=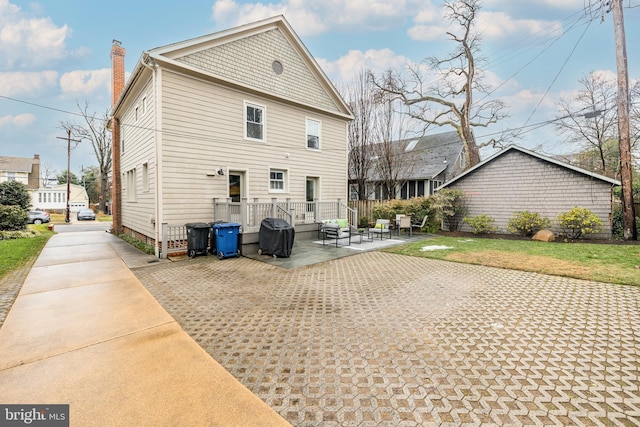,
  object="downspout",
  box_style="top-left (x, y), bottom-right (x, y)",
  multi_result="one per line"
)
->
top-left (141, 54), bottom-right (161, 257)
